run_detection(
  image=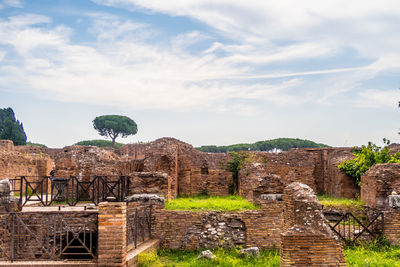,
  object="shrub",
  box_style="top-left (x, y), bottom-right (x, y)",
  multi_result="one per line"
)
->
top-left (338, 141), bottom-right (400, 186)
top-left (74, 139), bottom-right (125, 149)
